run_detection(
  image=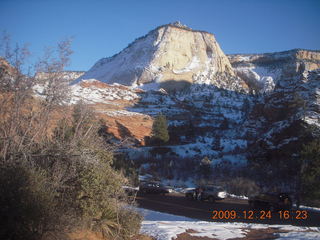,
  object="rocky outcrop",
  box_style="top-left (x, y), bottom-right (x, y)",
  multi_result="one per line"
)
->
top-left (229, 49), bottom-right (320, 158)
top-left (68, 79), bottom-right (152, 145)
top-left (228, 49), bottom-right (320, 94)
top-left (77, 22), bottom-right (247, 92)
